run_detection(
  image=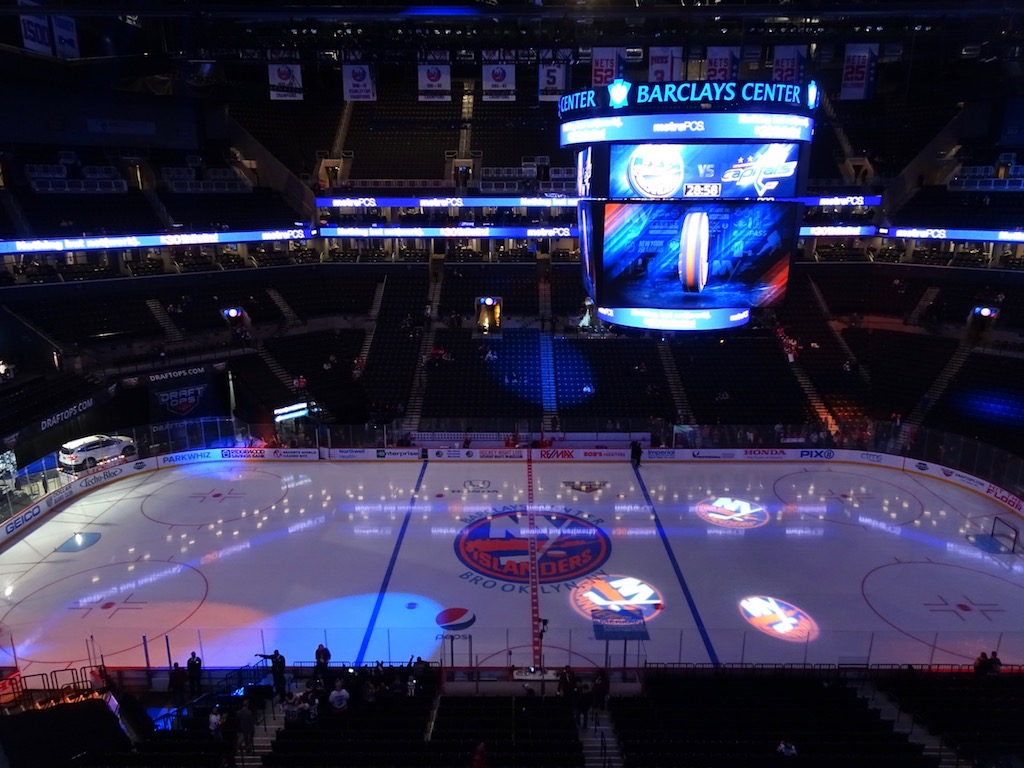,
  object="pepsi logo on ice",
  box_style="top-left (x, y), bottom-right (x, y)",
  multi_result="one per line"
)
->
top-left (436, 607), bottom-right (477, 632)
top-left (454, 506), bottom-right (610, 584)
